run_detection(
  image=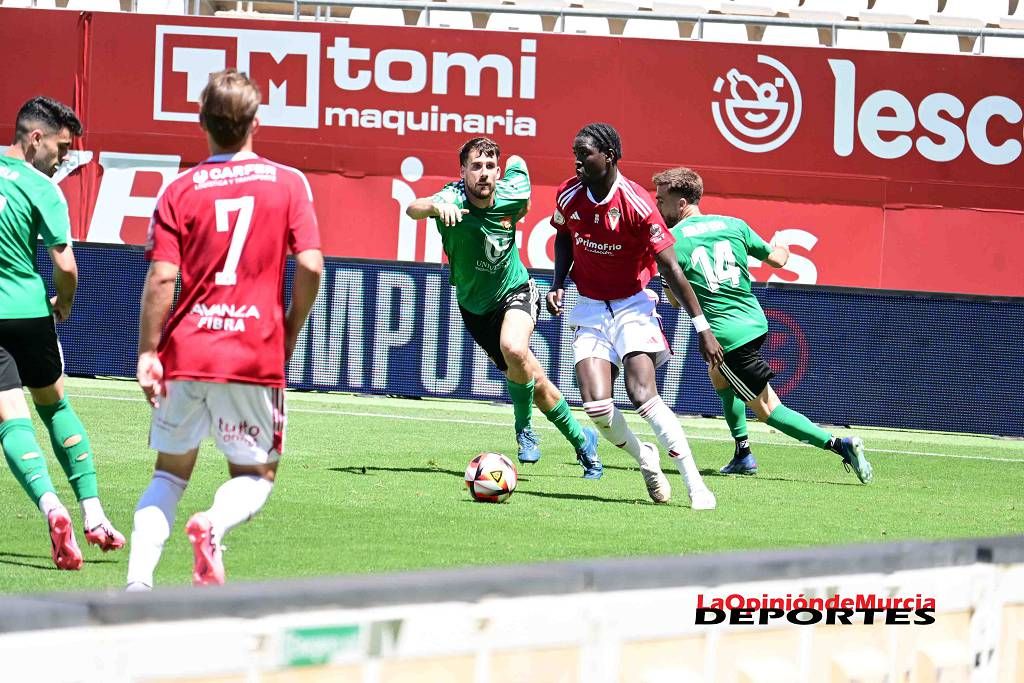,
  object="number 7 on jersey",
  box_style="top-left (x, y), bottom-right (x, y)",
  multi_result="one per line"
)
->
top-left (214, 196), bottom-right (254, 286)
